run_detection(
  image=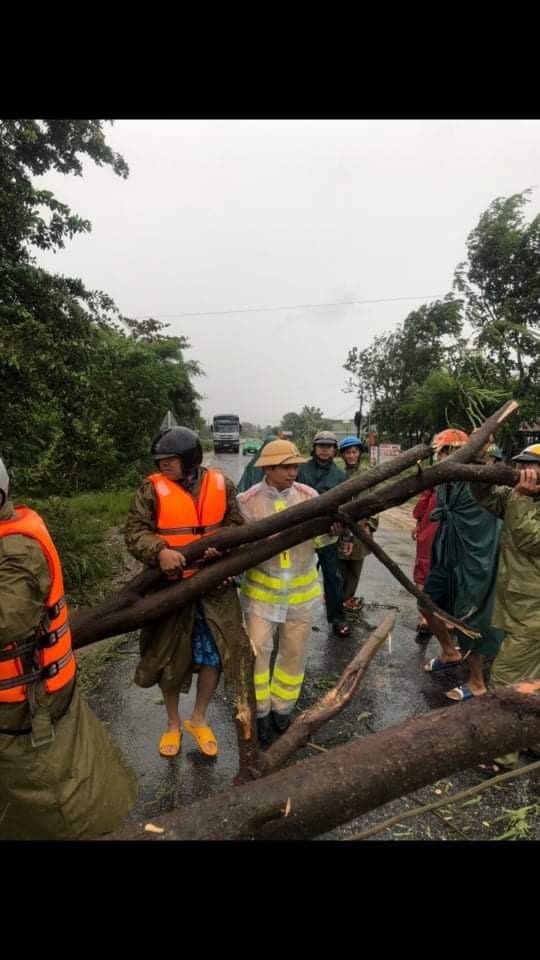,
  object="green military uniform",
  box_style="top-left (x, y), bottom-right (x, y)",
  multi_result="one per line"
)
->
top-left (338, 462), bottom-right (379, 601)
top-left (124, 468), bottom-right (249, 696)
top-left (0, 500), bottom-right (137, 840)
top-left (471, 481), bottom-right (540, 765)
